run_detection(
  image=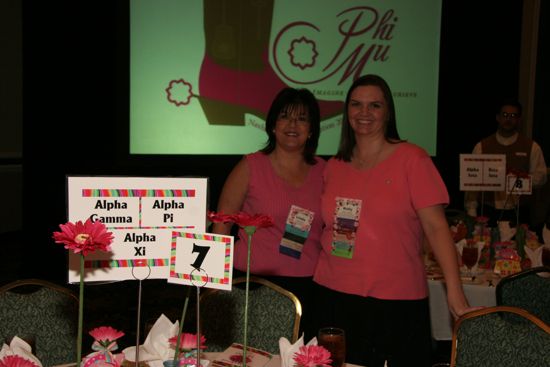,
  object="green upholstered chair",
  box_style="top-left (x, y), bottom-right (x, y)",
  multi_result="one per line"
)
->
top-left (0, 279), bottom-right (79, 367)
top-left (199, 276), bottom-right (302, 353)
top-left (496, 266), bottom-right (550, 325)
top-left (450, 306), bottom-right (550, 367)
